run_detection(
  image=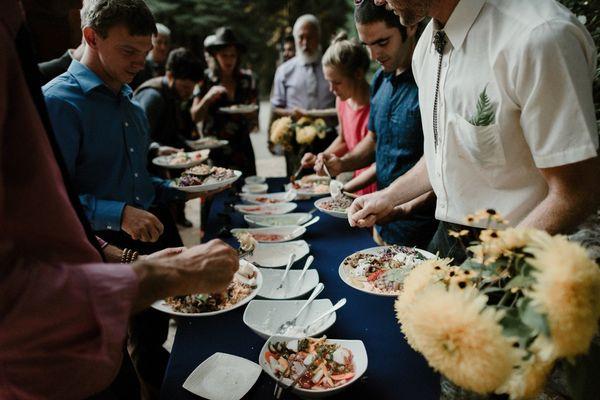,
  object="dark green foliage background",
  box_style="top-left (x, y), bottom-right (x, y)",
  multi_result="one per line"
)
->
top-left (146, 0), bottom-right (599, 128)
top-left (145, 0), bottom-right (353, 97)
